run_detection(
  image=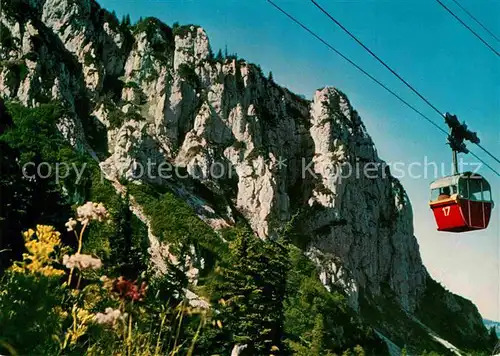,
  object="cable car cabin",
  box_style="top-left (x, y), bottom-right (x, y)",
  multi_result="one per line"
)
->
top-left (429, 172), bottom-right (494, 232)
